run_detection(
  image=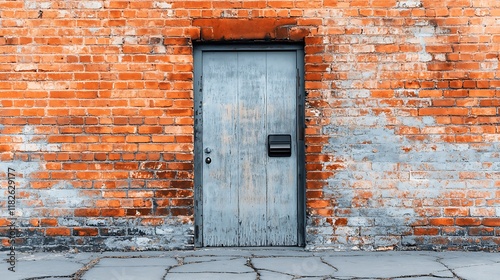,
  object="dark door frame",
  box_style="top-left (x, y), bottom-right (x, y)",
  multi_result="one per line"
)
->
top-left (193, 43), bottom-right (306, 247)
